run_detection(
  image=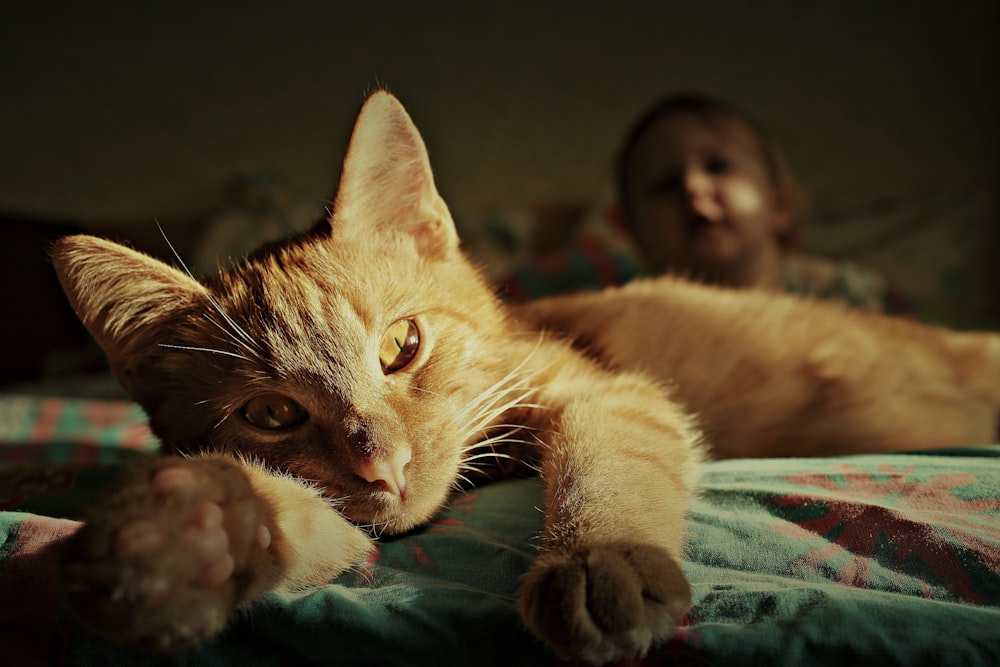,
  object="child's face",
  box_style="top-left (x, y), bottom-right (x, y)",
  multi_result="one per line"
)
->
top-left (622, 112), bottom-right (789, 277)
